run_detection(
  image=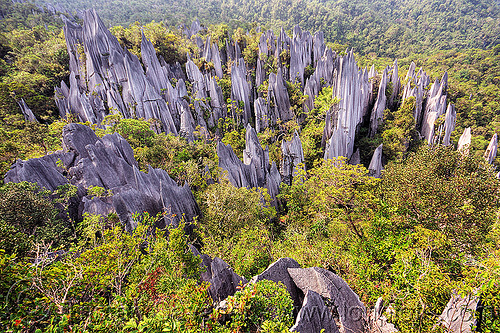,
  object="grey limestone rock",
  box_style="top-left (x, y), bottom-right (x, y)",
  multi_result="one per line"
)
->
top-left (290, 290), bottom-right (339, 333)
top-left (437, 103), bottom-right (457, 146)
top-left (268, 67), bottom-right (293, 124)
top-left (250, 258), bottom-right (303, 308)
top-left (389, 59), bottom-right (401, 110)
top-left (141, 32), bottom-right (171, 99)
top-left (203, 257), bottom-right (248, 303)
top-left (420, 73), bottom-right (448, 144)
top-left (281, 131), bottom-right (305, 185)
top-left (289, 25), bottom-right (313, 85)
top-left (349, 148), bottom-right (361, 165)
top-left (484, 133), bottom-right (497, 164)
top-left (370, 297), bottom-right (398, 333)
top-left (324, 51), bottom-right (371, 160)
top-left (185, 19), bottom-right (202, 39)
top-left (59, 9), bottom-right (179, 135)
top-left (313, 31), bottom-right (326, 66)
top-left (217, 124), bottom-right (281, 208)
top-left (231, 58), bottom-right (252, 125)
top-left (17, 99), bottom-right (37, 122)
top-left (288, 267), bottom-right (368, 333)
top-left (457, 127), bottom-right (472, 153)
top-left (254, 97), bottom-right (269, 133)
top-left (438, 291), bottom-right (479, 333)
top-left (368, 144), bottom-right (383, 178)
top-left (6, 124), bottom-right (200, 232)
top-left (62, 123), bottom-right (101, 160)
top-left (4, 157), bottom-right (69, 192)
top-left (369, 67), bottom-right (388, 137)
top-left (402, 63), bottom-right (430, 128)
